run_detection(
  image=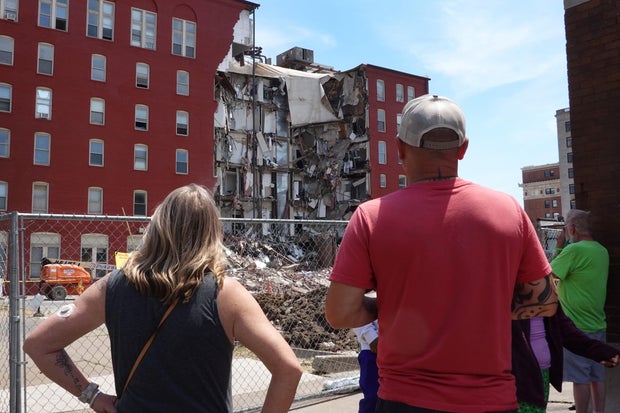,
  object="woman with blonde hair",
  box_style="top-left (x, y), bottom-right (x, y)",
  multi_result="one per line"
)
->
top-left (24, 184), bottom-right (302, 412)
